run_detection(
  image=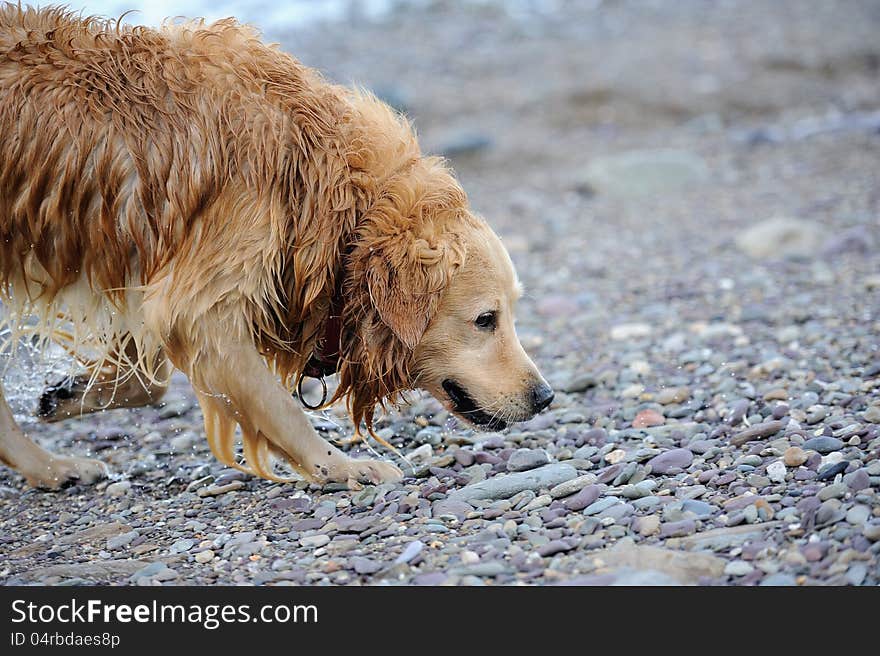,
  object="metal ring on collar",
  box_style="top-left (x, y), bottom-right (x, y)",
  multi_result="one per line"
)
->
top-left (296, 373), bottom-right (328, 410)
